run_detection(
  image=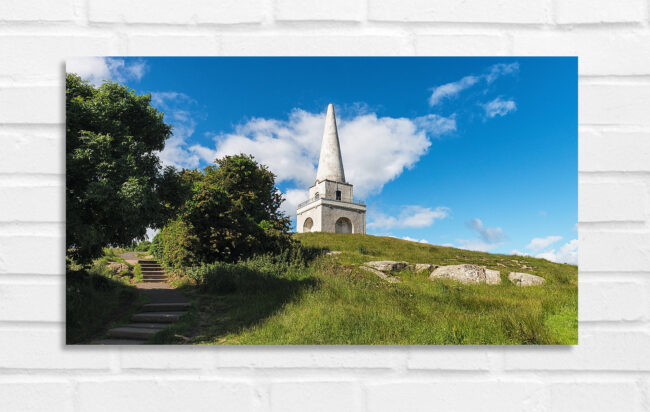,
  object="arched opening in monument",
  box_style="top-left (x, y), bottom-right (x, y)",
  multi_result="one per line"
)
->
top-left (303, 217), bottom-right (313, 232)
top-left (335, 217), bottom-right (352, 233)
